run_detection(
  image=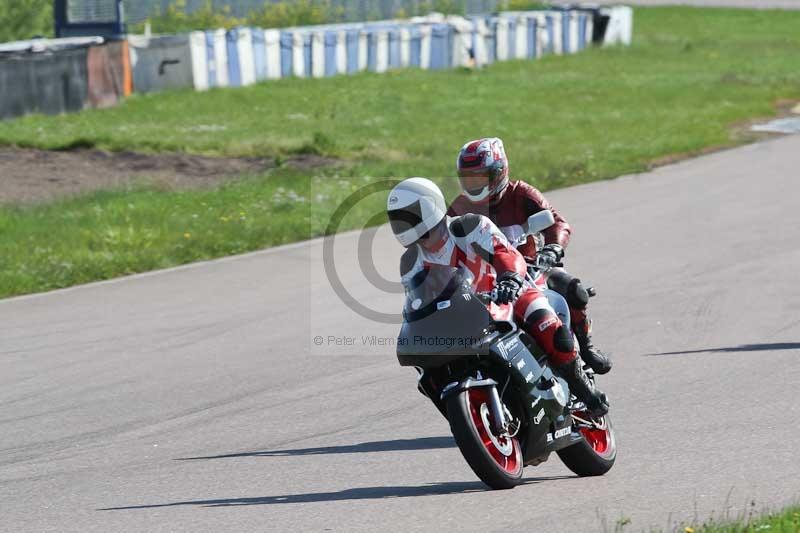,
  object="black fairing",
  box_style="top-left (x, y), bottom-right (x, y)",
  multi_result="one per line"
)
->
top-left (396, 270), bottom-right (492, 368)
